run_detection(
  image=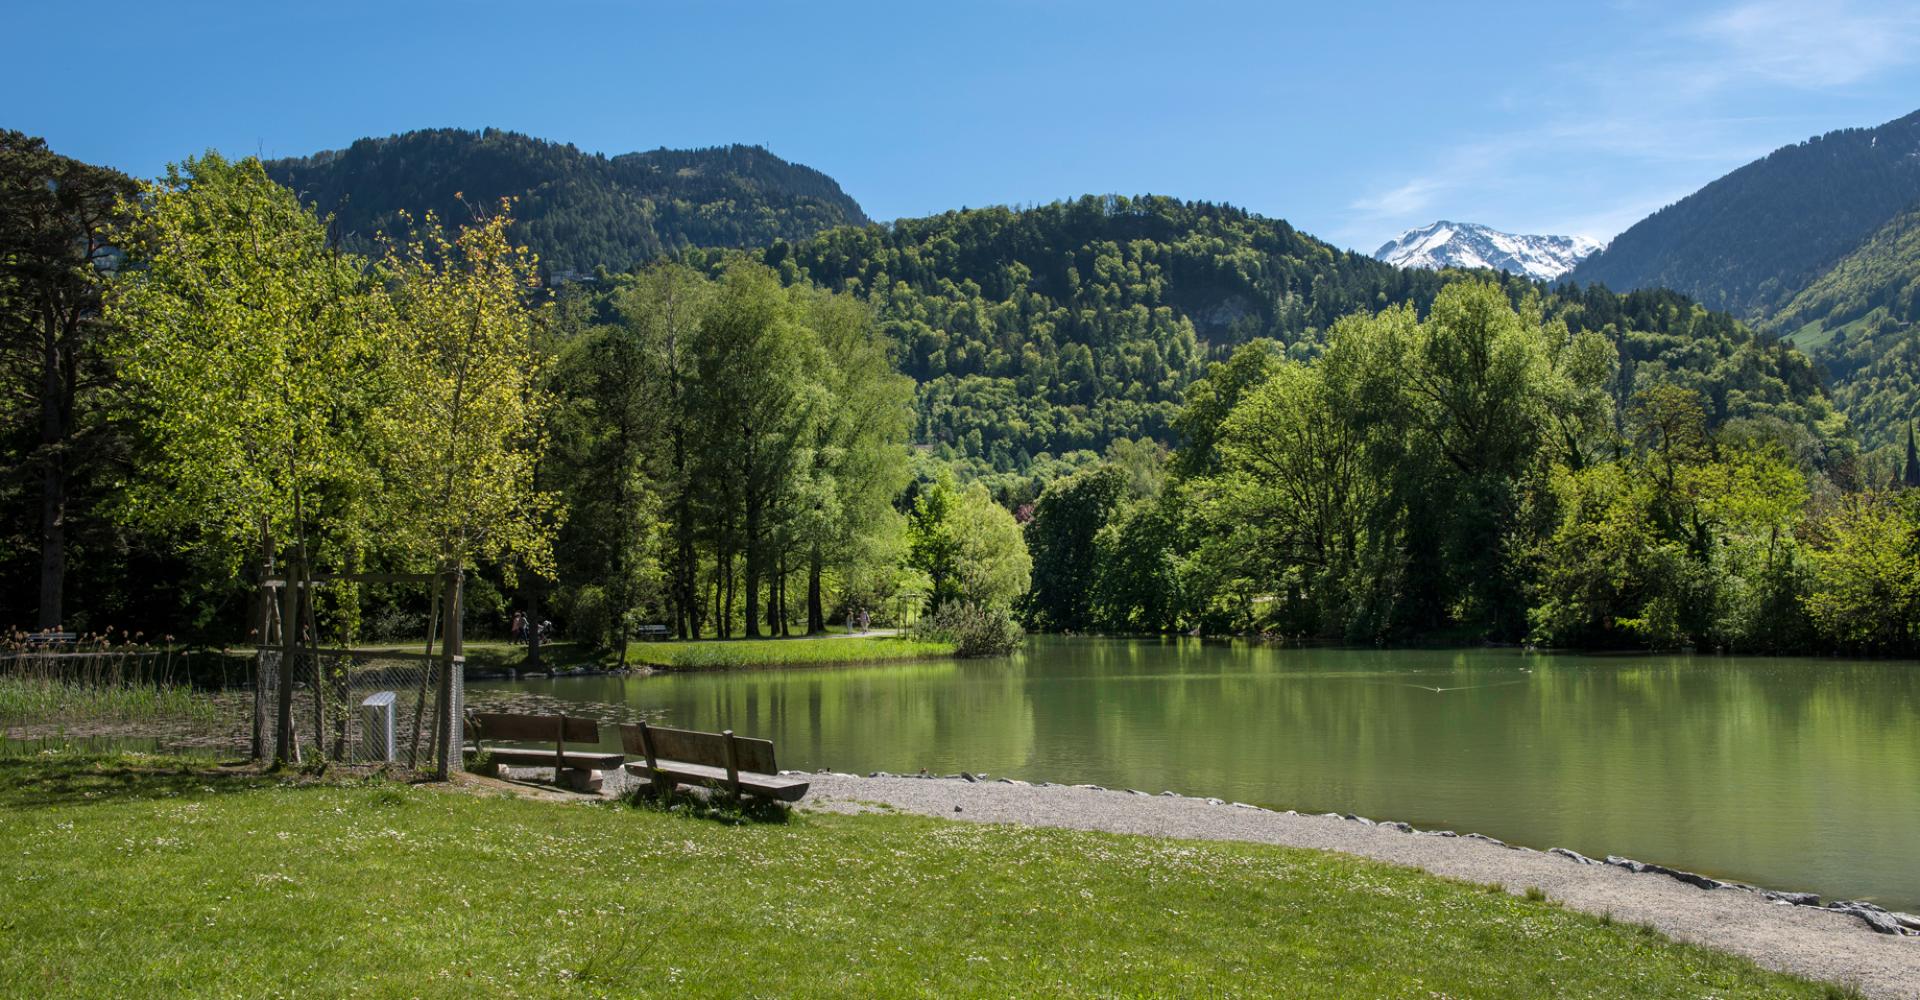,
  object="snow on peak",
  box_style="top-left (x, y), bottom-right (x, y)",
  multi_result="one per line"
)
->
top-left (1373, 221), bottom-right (1602, 281)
